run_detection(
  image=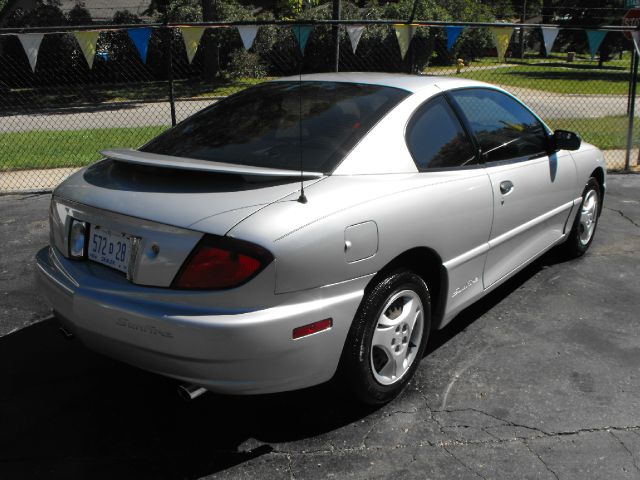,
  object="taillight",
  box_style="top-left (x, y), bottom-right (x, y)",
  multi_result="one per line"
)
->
top-left (172, 235), bottom-right (273, 290)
